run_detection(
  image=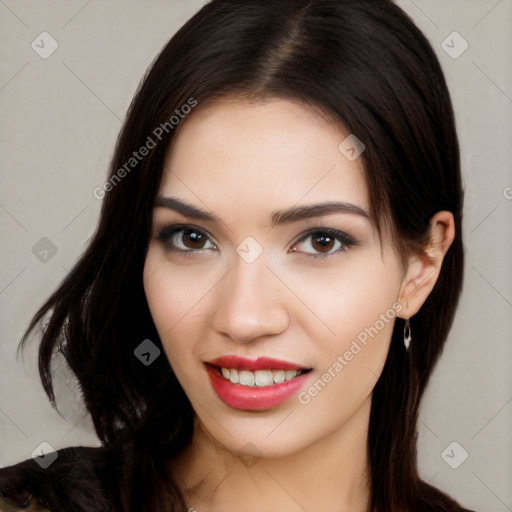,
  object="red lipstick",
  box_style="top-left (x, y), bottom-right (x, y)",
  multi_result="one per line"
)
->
top-left (205, 356), bottom-right (312, 411)
top-left (207, 355), bottom-right (307, 371)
